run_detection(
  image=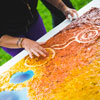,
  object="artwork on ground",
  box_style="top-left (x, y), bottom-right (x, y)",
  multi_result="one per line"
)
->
top-left (0, 7), bottom-right (100, 100)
